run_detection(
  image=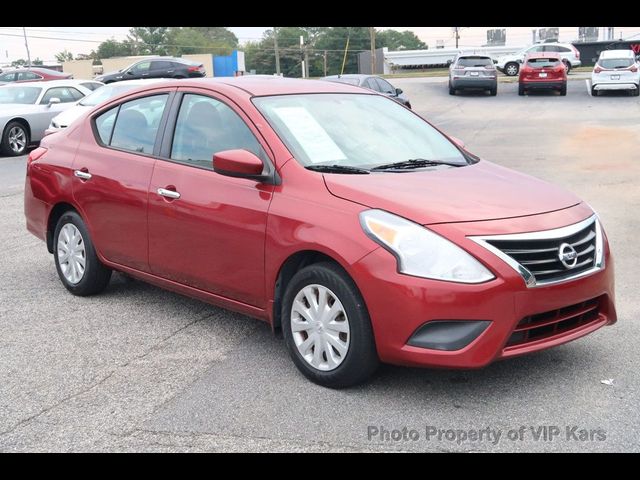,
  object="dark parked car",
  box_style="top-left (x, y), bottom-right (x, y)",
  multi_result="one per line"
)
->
top-left (0, 67), bottom-right (73, 85)
top-left (94, 57), bottom-right (206, 84)
top-left (321, 74), bottom-right (411, 108)
top-left (448, 54), bottom-right (498, 96)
